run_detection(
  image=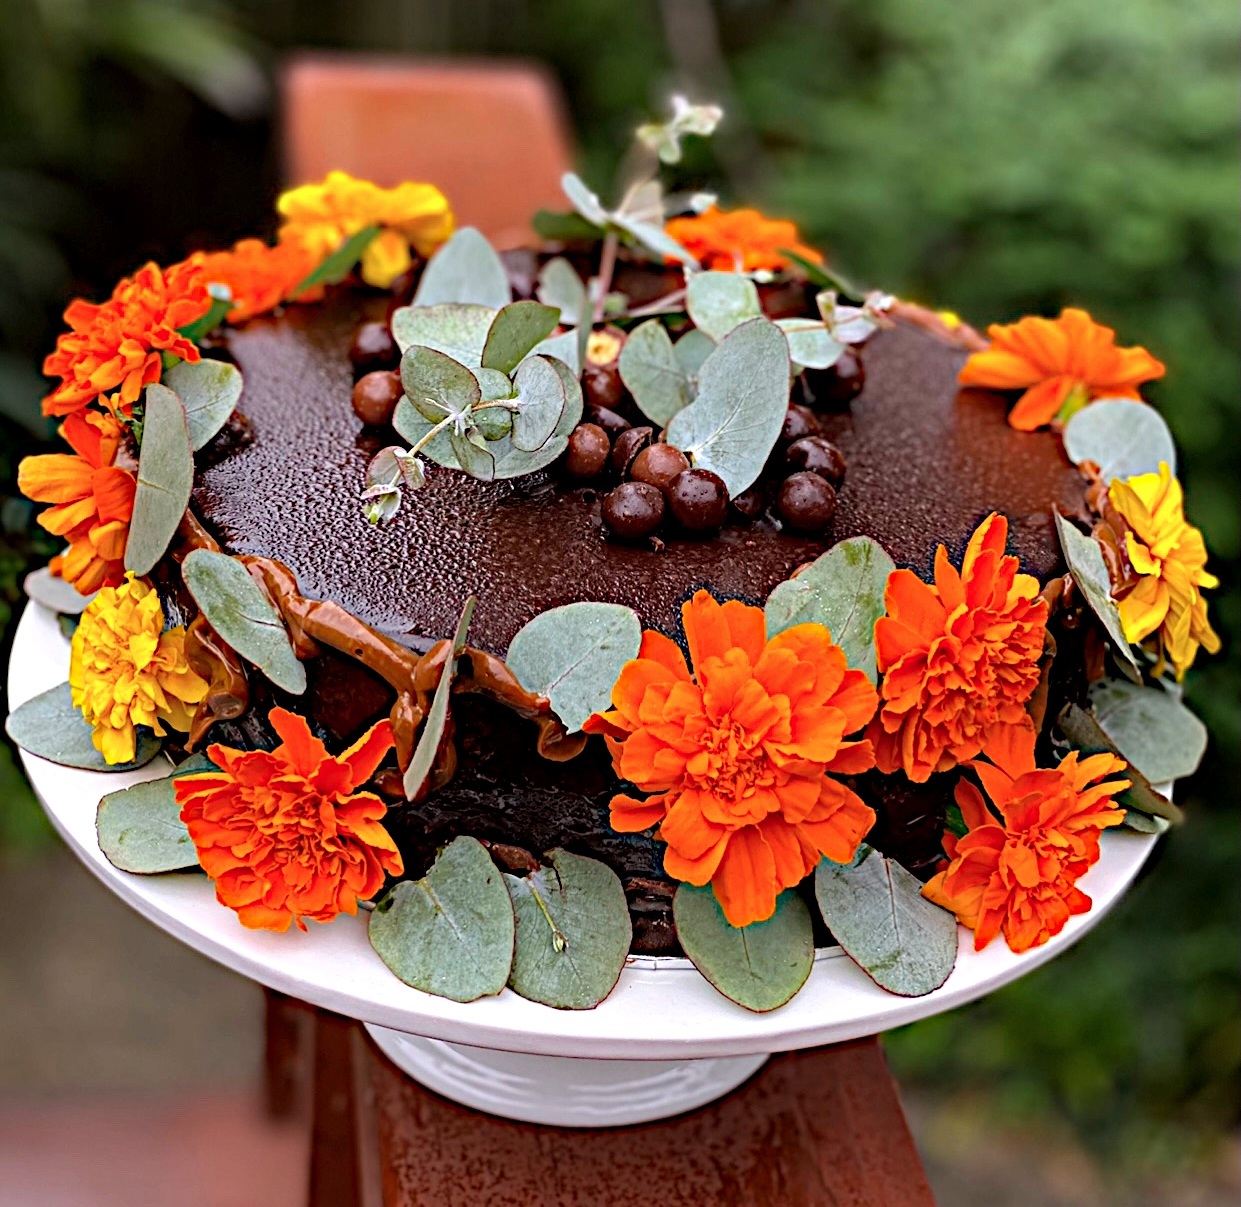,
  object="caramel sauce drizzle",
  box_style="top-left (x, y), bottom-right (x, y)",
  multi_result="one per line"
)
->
top-left (174, 508), bottom-right (585, 789)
